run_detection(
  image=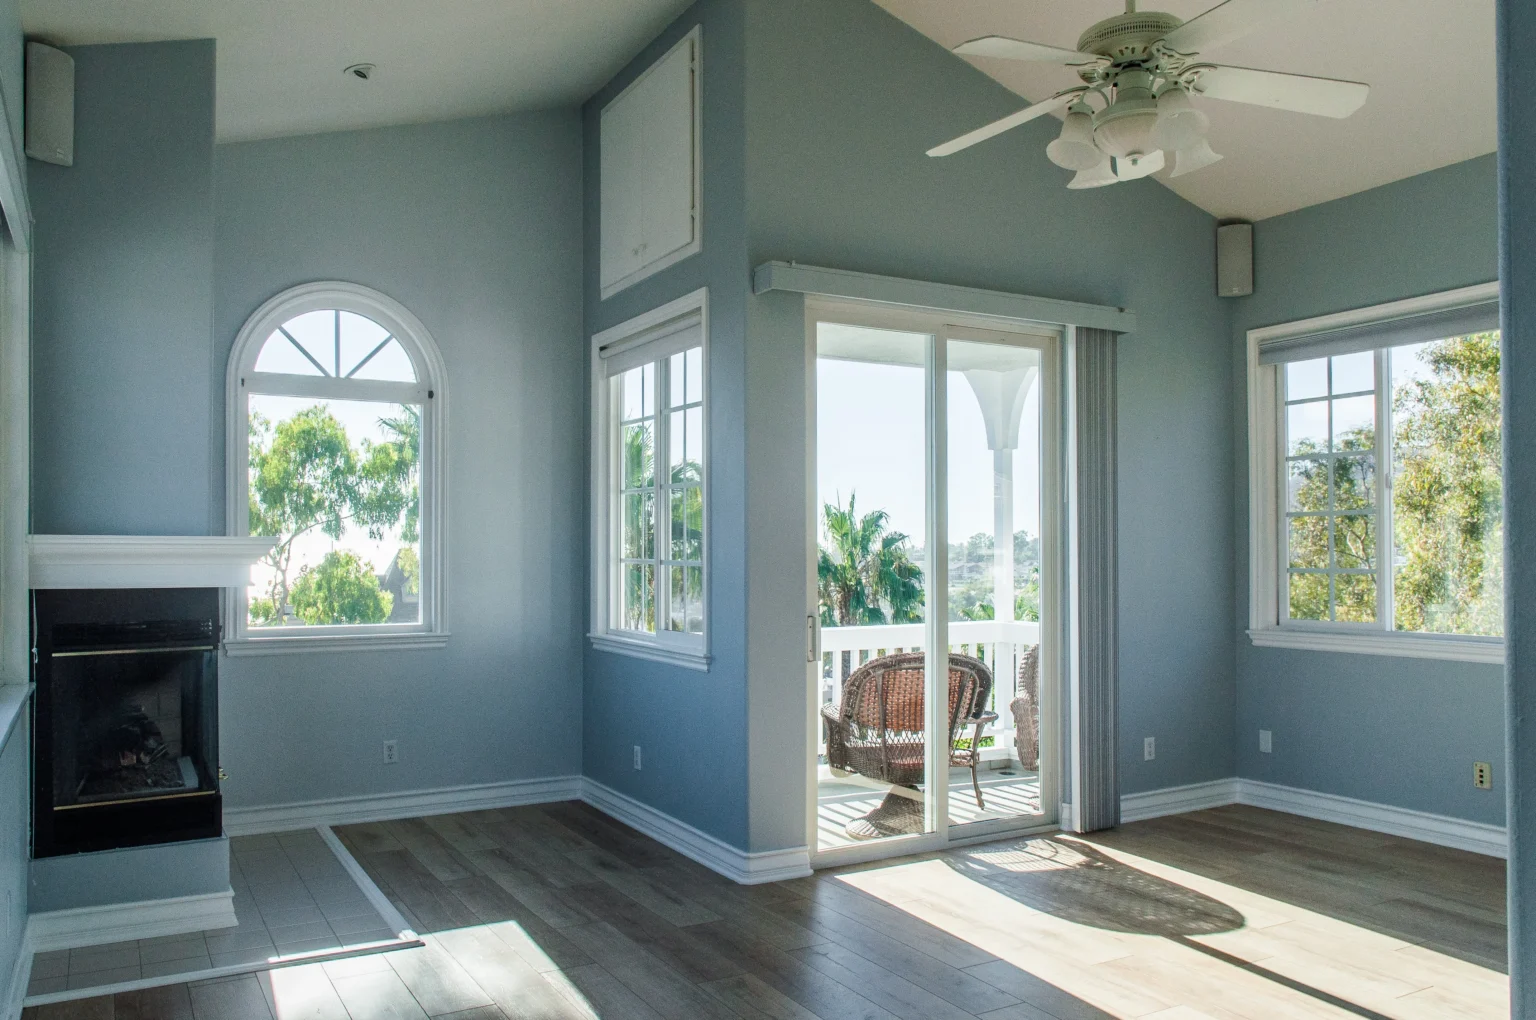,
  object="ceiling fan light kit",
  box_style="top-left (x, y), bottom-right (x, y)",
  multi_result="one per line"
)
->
top-left (931, 0), bottom-right (1370, 190)
top-left (1045, 106), bottom-right (1103, 171)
